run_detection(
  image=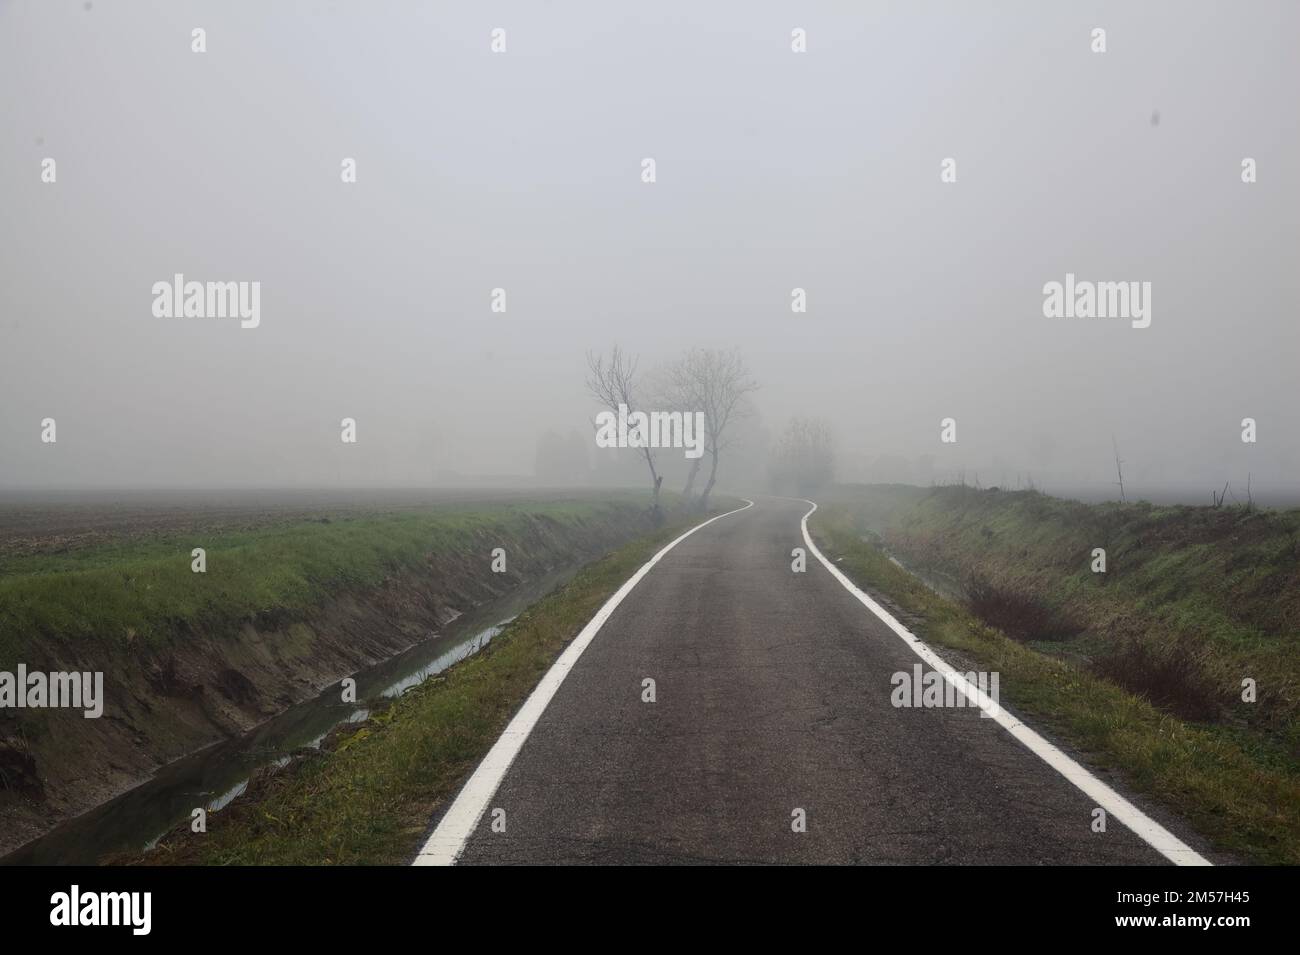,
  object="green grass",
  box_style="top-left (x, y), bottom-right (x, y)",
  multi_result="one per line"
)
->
top-left (0, 497), bottom-right (651, 669)
top-left (830, 485), bottom-right (1300, 739)
top-left (131, 510), bottom-right (713, 866)
top-left (811, 494), bottom-right (1300, 864)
